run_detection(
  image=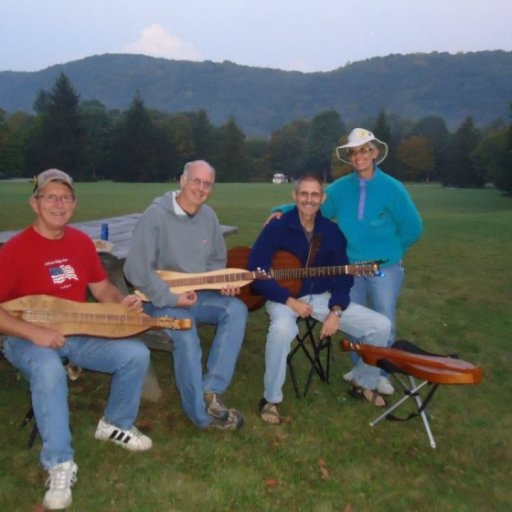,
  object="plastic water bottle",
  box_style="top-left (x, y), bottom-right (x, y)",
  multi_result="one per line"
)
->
top-left (100, 223), bottom-right (109, 241)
